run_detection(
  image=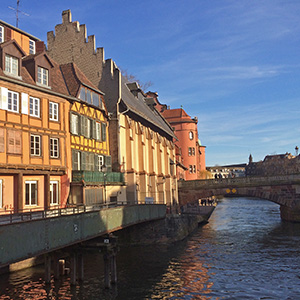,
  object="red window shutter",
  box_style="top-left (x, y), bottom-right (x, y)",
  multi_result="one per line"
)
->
top-left (5, 28), bottom-right (11, 42)
top-left (7, 129), bottom-right (15, 154)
